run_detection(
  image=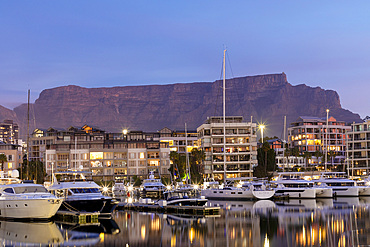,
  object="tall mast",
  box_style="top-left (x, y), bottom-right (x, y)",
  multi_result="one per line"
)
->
top-left (223, 49), bottom-right (226, 184)
top-left (26, 89), bottom-right (30, 180)
top-left (325, 109), bottom-right (329, 171)
top-left (185, 123), bottom-right (191, 184)
top-left (283, 115), bottom-right (286, 172)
